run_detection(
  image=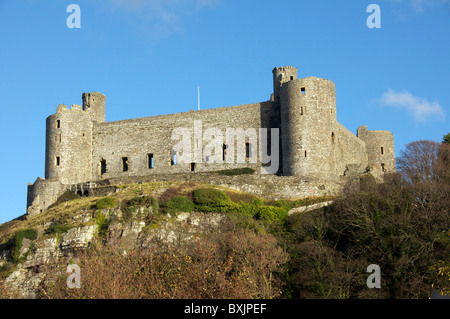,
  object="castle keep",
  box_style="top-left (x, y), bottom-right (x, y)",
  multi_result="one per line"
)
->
top-left (27, 66), bottom-right (395, 216)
